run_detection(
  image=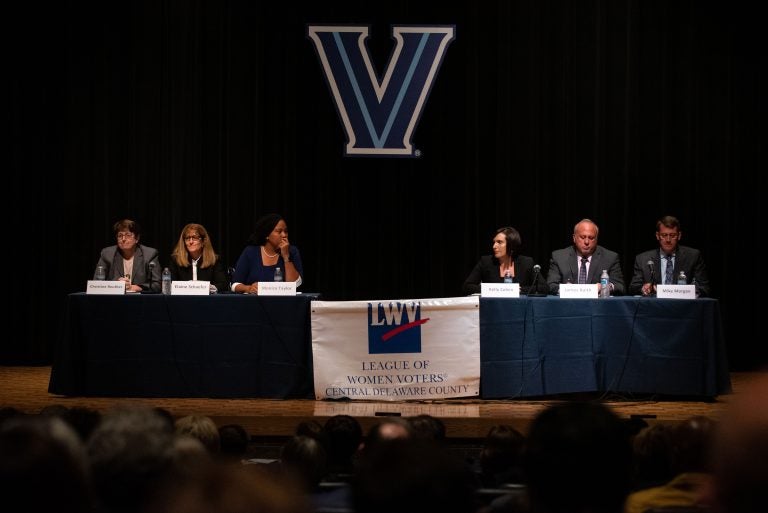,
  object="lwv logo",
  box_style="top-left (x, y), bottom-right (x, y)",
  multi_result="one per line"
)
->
top-left (307, 25), bottom-right (455, 157)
